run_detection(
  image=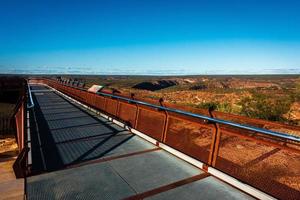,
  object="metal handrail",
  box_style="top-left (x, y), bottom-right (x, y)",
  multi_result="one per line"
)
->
top-left (27, 82), bottom-right (34, 109)
top-left (94, 92), bottom-right (300, 143)
top-left (54, 80), bottom-right (300, 143)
